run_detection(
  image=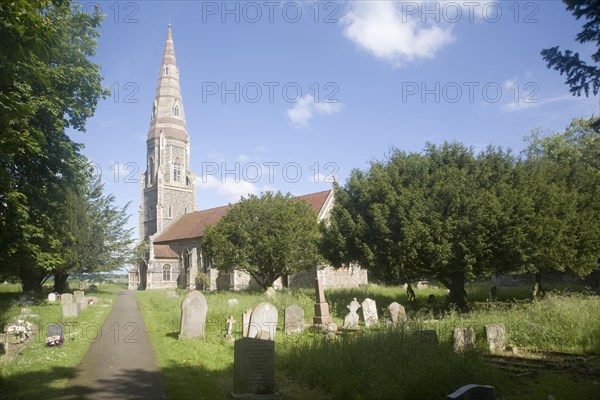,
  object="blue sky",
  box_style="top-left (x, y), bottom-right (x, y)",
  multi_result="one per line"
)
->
top-left (69, 0), bottom-right (599, 235)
